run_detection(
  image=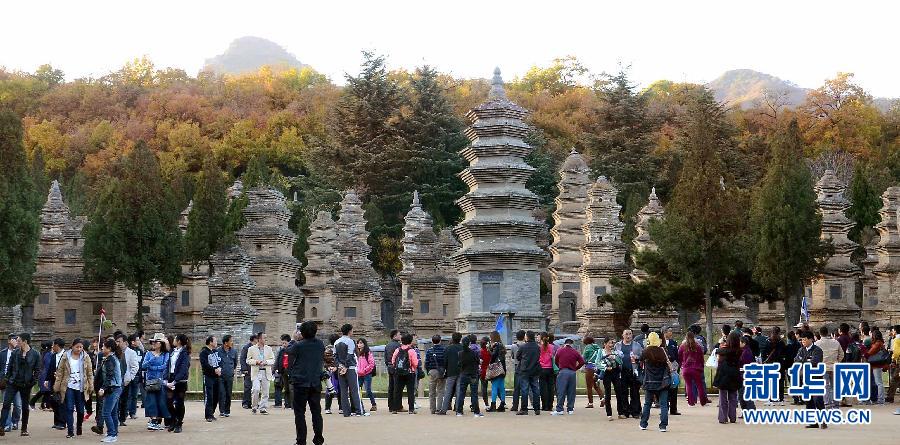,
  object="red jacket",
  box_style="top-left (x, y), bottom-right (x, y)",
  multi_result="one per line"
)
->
top-left (554, 345), bottom-right (585, 371)
top-left (867, 340), bottom-right (889, 370)
top-left (479, 347), bottom-right (491, 379)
